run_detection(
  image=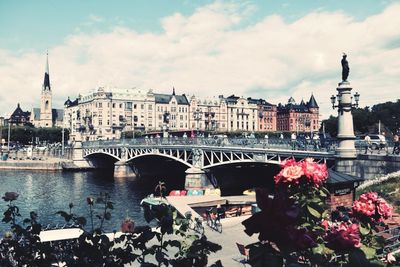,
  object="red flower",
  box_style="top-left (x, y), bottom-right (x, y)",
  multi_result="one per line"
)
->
top-left (326, 222), bottom-right (361, 251)
top-left (274, 164), bottom-right (304, 184)
top-left (376, 198), bottom-right (393, 219)
top-left (352, 192), bottom-right (393, 223)
top-left (121, 218), bottom-right (135, 233)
